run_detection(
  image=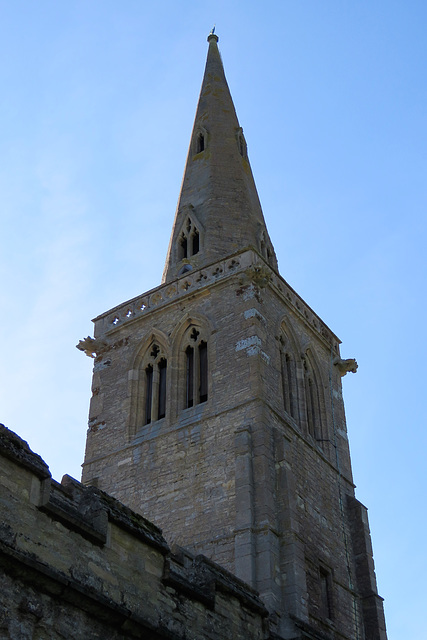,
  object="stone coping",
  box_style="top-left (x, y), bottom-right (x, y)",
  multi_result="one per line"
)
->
top-left (0, 424), bottom-right (269, 627)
